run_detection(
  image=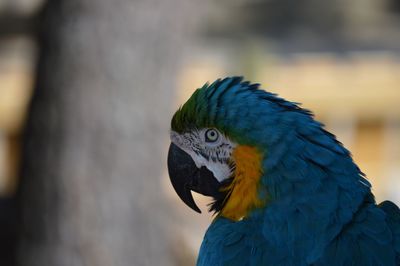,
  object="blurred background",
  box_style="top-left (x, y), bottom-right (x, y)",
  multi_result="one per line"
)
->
top-left (0, 0), bottom-right (399, 265)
